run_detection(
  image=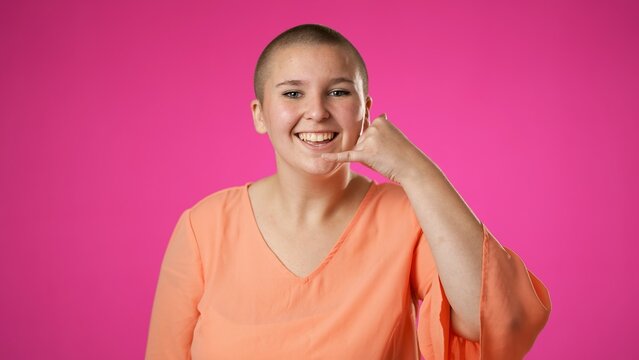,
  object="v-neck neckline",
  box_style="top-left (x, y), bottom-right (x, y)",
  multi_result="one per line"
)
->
top-left (243, 179), bottom-right (377, 284)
